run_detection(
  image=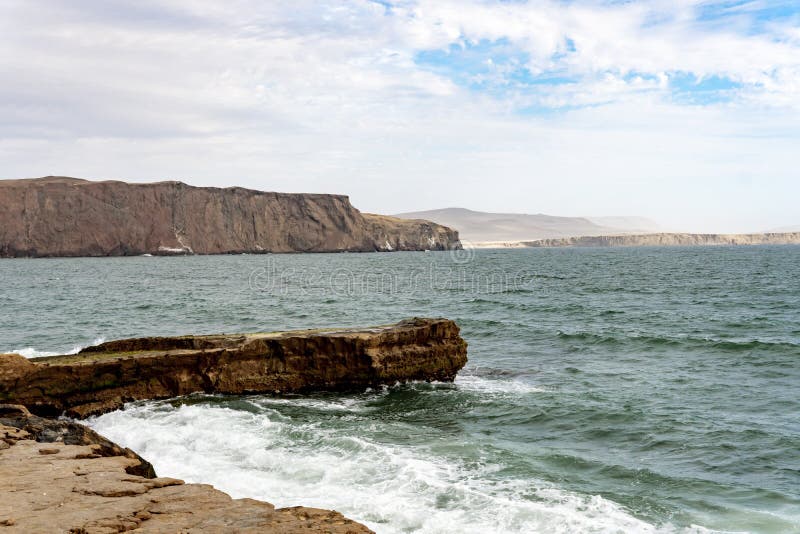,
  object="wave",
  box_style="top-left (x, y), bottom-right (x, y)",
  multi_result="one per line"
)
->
top-left (88, 402), bottom-right (683, 534)
top-left (531, 273), bottom-right (568, 280)
top-left (246, 394), bottom-right (376, 414)
top-left (488, 287), bottom-right (536, 294)
top-left (453, 367), bottom-right (549, 397)
top-left (709, 338), bottom-right (800, 352)
top-left (555, 331), bottom-right (800, 353)
top-left (6, 337), bottom-right (106, 359)
top-left (460, 366), bottom-right (531, 379)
